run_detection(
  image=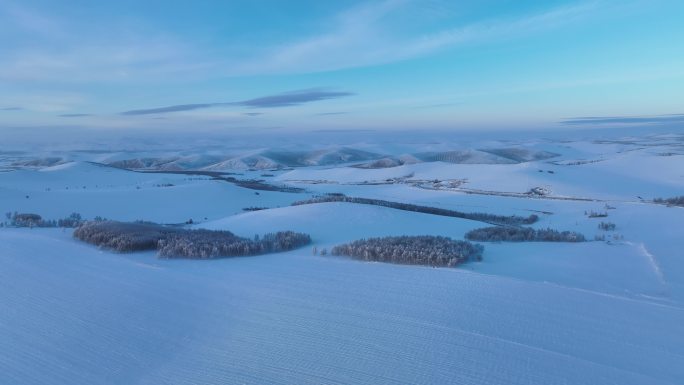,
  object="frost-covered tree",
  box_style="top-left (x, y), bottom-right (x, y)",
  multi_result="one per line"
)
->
top-left (74, 220), bottom-right (310, 258)
top-left (74, 221), bottom-right (175, 252)
top-left (465, 226), bottom-right (585, 242)
top-left (598, 222), bottom-right (616, 231)
top-left (654, 196), bottom-right (684, 207)
top-left (331, 235), bottom-right (484, 267)
top-left (58, 212), bottom-right (83, 228)
top-left (293, 194), bottom-right (537, 226)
